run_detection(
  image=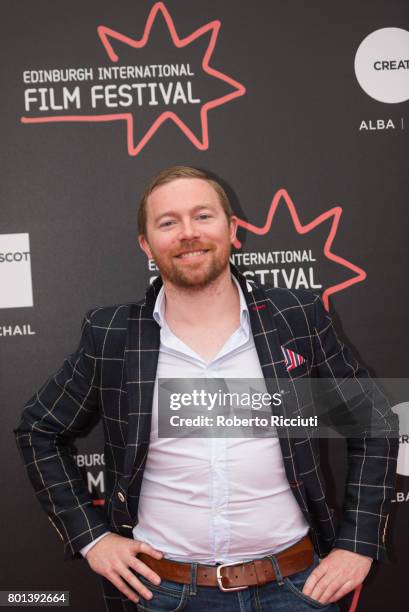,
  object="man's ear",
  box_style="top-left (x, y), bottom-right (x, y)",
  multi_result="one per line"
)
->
top-left (229, 215), bottom-right (239, 244)
top-left (138, 234), bottom-right (153, 260)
